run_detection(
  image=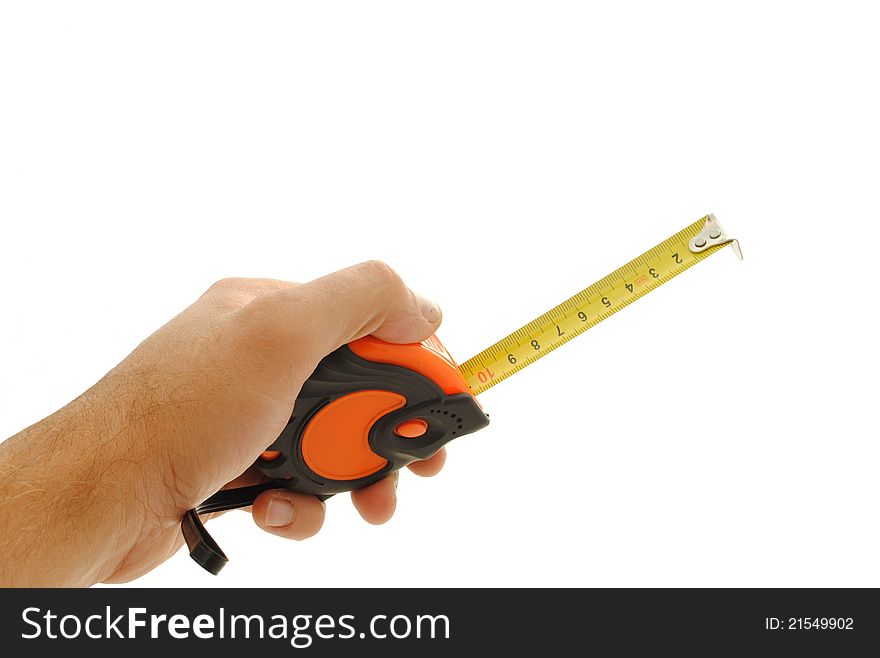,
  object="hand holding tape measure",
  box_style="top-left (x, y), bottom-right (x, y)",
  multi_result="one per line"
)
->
top-left (183, 214), bottom-right (742, 574)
